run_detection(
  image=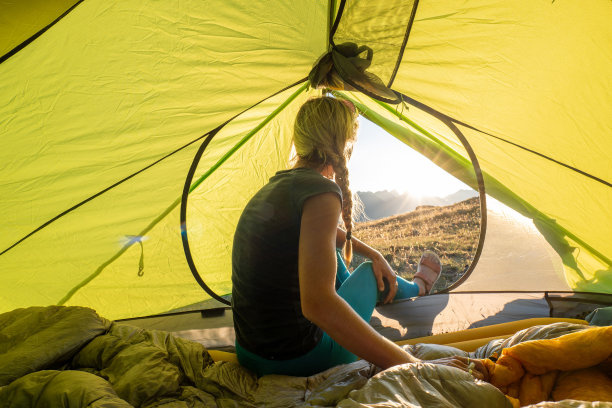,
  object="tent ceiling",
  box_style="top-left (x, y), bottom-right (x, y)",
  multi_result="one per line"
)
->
top-left (1, 0), bottom-right (610, 319)
top-left (339, 0), bottom-right (612, 292)
top-left (0, 0), bottom-right (80, 60)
